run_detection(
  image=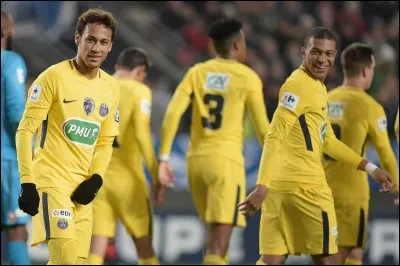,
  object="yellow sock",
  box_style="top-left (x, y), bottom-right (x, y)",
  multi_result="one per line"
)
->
top-left (256, 260), bottom-right (267, 265)
top-left (203, 254), bottom-right (226, 265)
top-left (345, 258), bottom-right (362, 265)
top-left (138, 256), bottom-right (160, 265)
top-left (87, 253), bottom-right (104, 265)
